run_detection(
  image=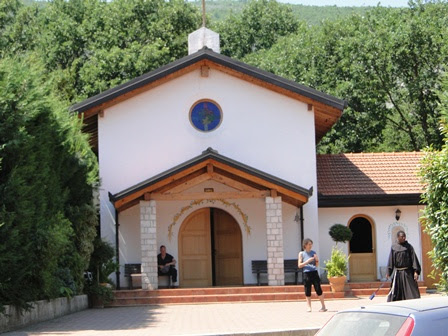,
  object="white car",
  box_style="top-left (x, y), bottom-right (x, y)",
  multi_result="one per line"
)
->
top-left (316, 297), bottom-right (448, 336)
